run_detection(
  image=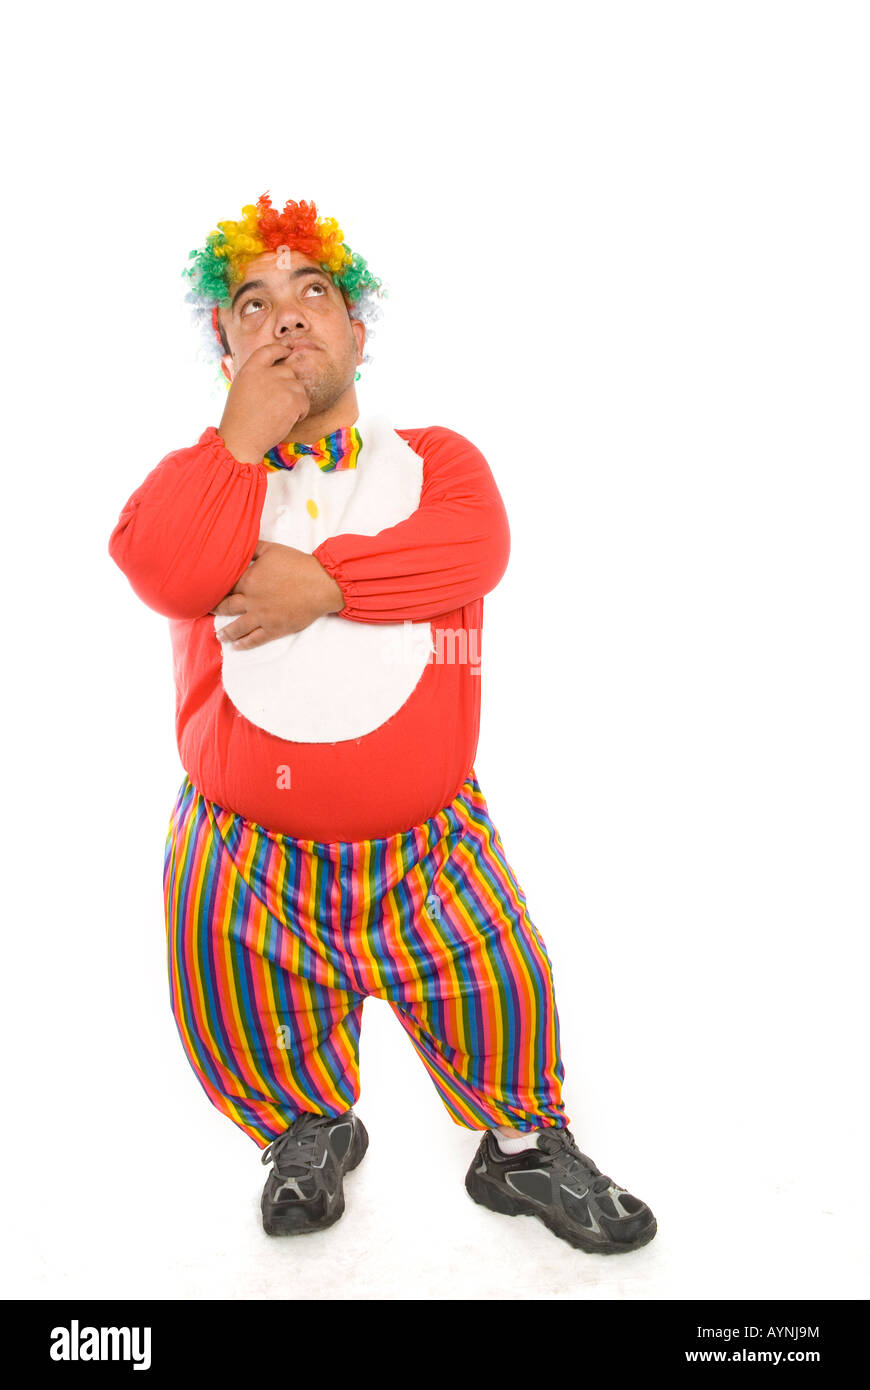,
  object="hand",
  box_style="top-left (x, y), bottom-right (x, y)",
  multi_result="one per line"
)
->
top-left (210, 540), bottom-right (345, 649)
top-left (217, 341), bottom-right (312, 464)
